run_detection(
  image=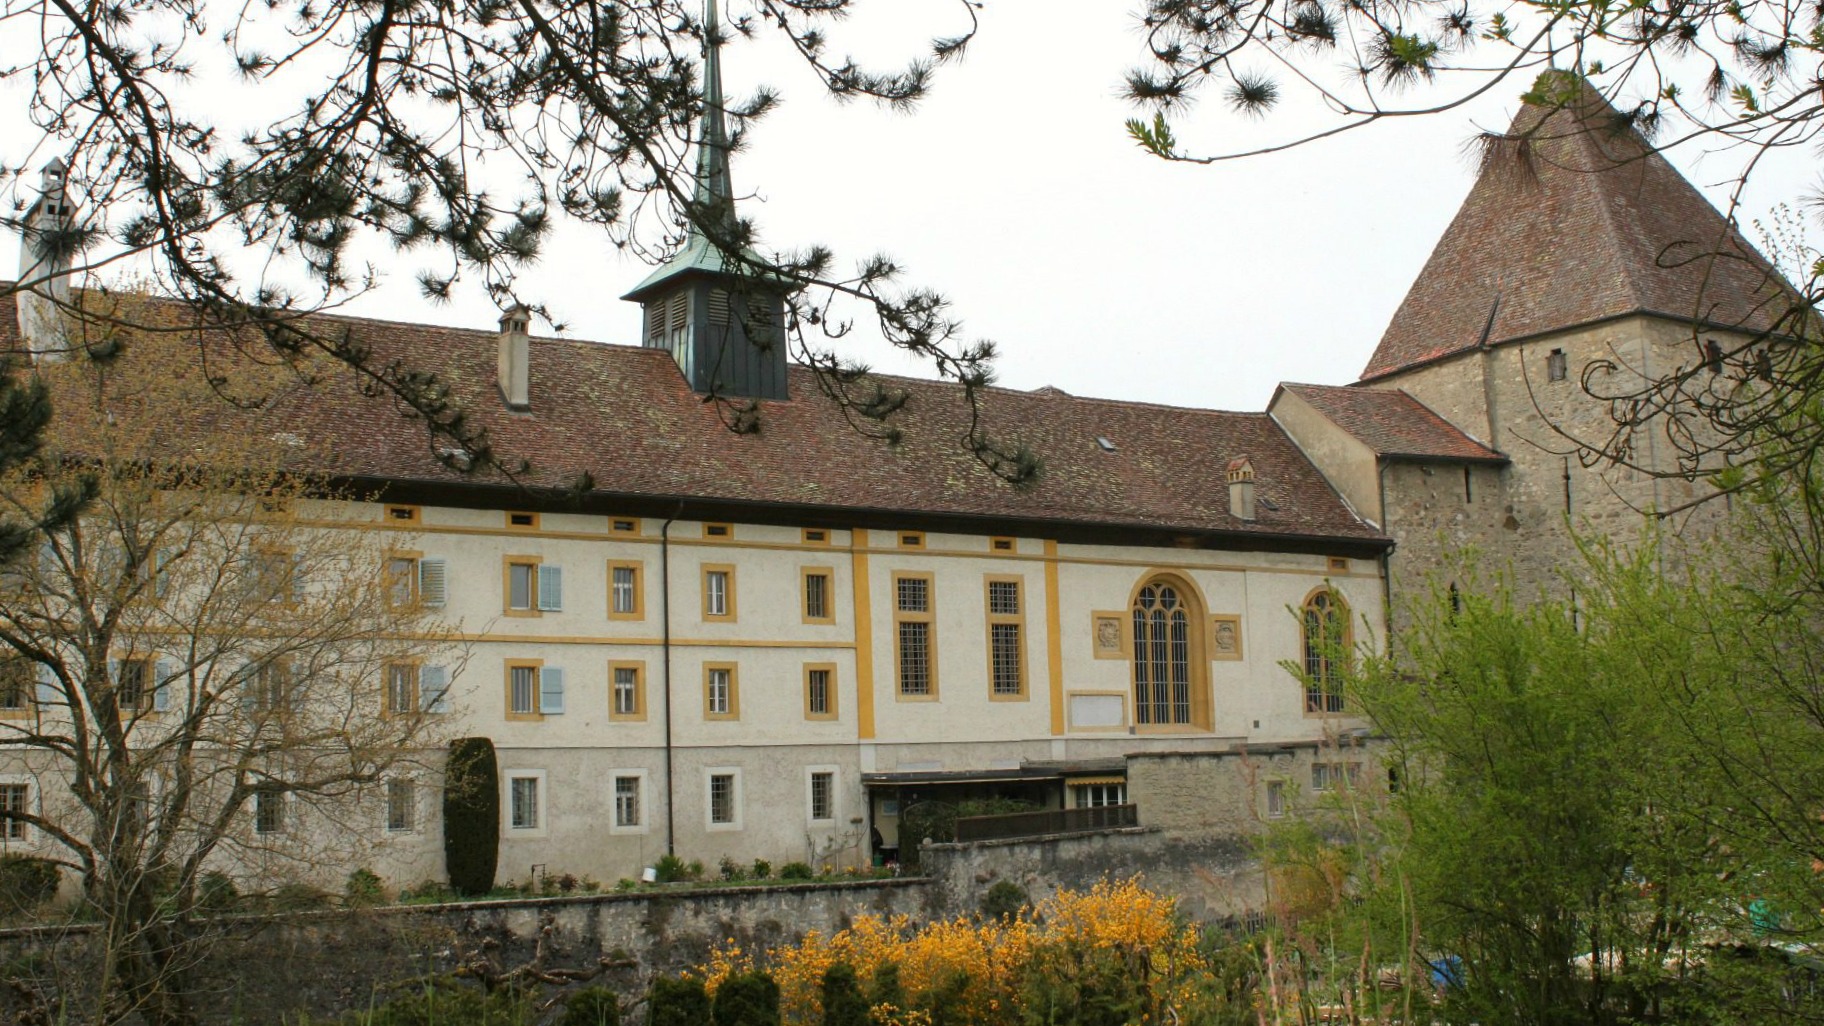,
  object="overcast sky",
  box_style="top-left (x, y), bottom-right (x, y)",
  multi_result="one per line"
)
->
top-left (5, 1), bottom-right (1813, 413)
